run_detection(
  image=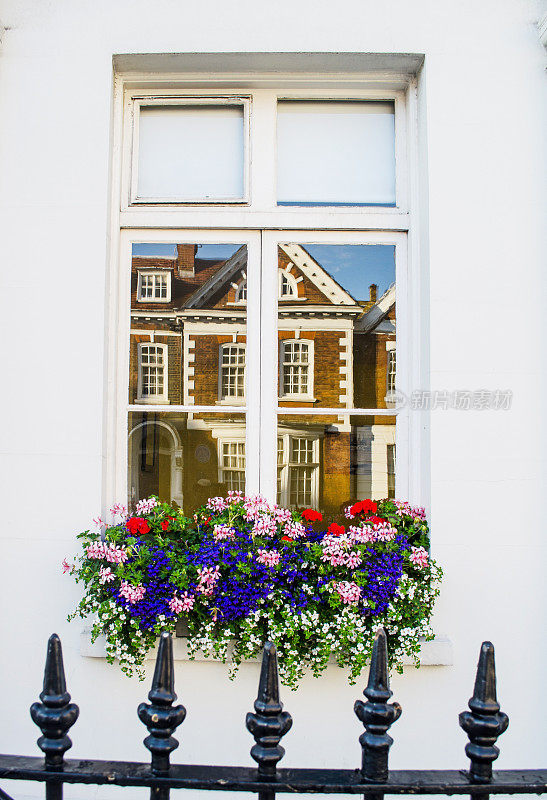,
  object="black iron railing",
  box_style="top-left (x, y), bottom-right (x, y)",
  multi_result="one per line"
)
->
top-left (0, 629), bottom-right (545, 800)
